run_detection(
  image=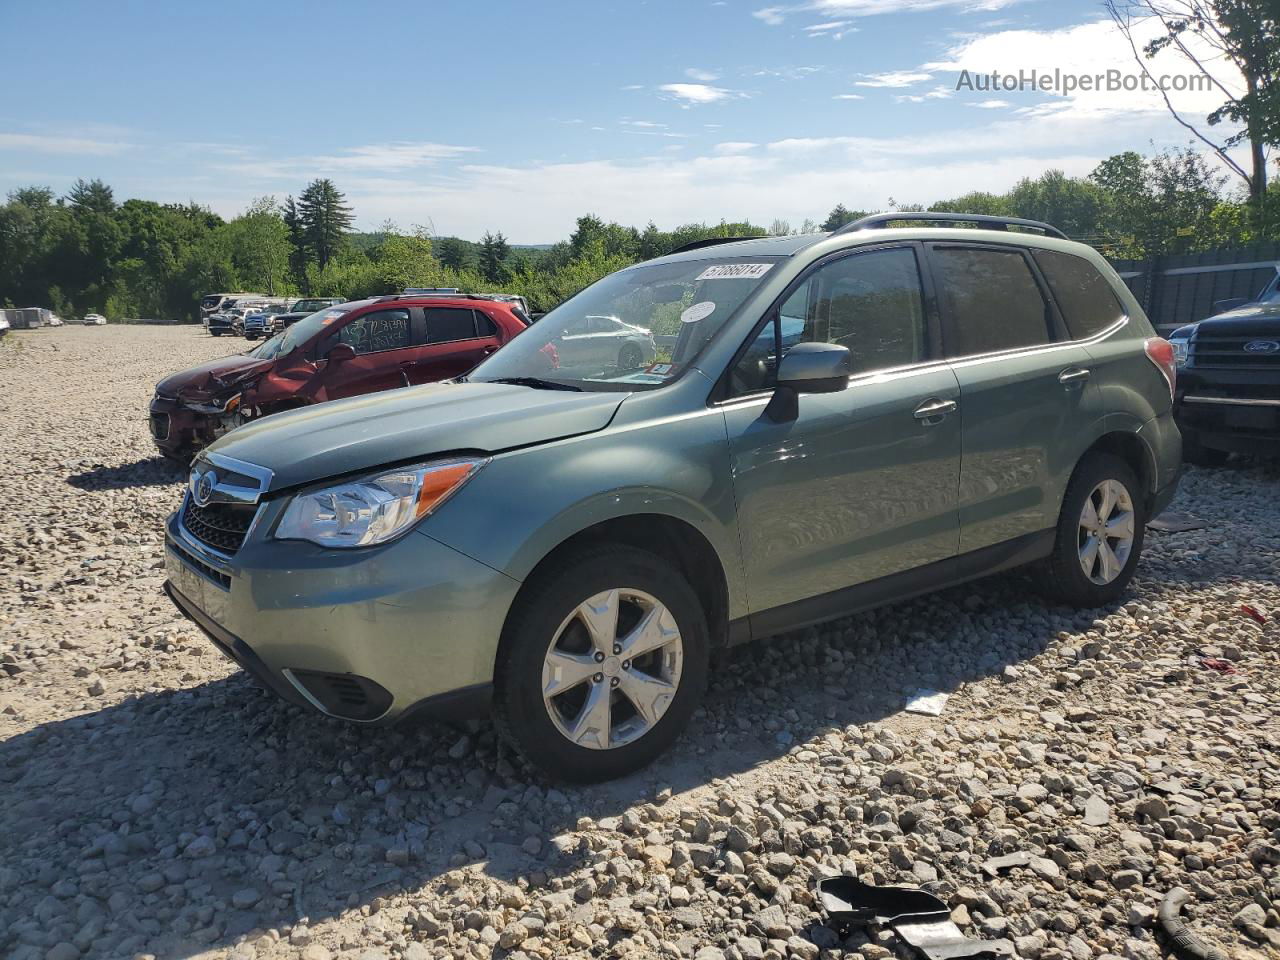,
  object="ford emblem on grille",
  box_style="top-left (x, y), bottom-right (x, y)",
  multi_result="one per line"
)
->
top-left (1243, 339), bottom-right (1280, 353)
top-left (192, 469), bottom-right (216, 506)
